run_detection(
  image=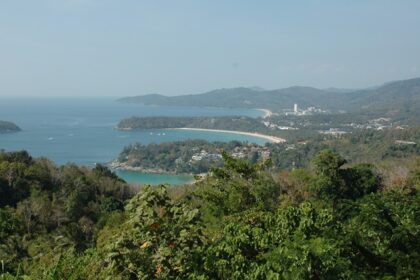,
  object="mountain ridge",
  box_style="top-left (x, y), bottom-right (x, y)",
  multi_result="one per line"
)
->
top-left (118, 77), bottom-right (420, 123)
